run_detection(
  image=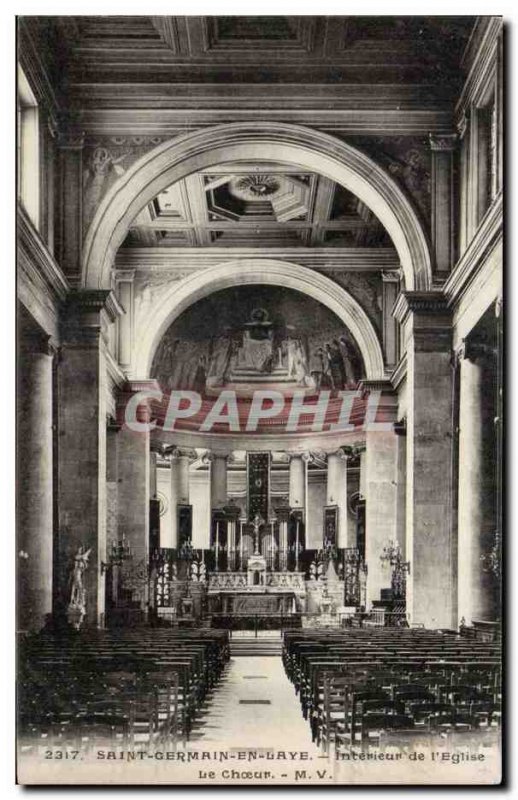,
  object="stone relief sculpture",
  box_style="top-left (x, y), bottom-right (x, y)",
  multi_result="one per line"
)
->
top-left (83, 146), bottom-right (130, 230)
top-left (67, 546), bottom-right (91, 630)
